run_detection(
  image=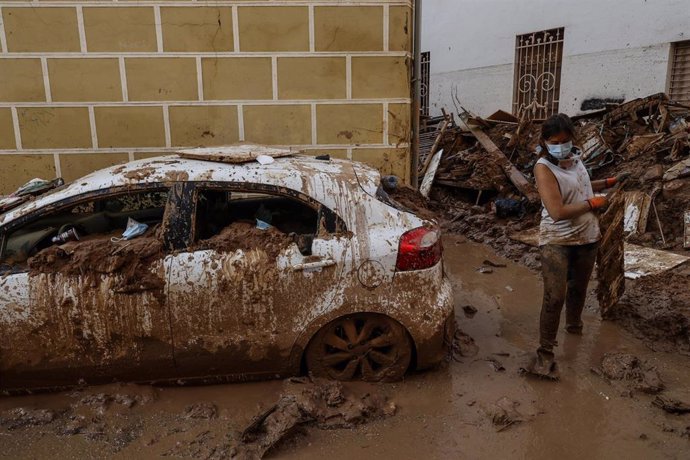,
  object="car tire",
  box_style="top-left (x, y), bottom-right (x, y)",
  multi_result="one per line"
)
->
top-left (305, 313), bottom-right (412, 382)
